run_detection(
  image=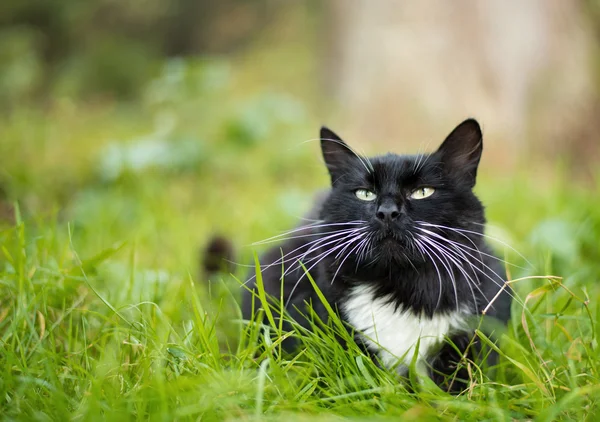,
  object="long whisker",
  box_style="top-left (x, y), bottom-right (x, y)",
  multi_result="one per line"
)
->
top-left (331, 234), bottom-right (370, 285)
top-left (352, 143), bottom-right (375, 174)
top-left (355, 233), bottom-right (373, 267)
top-left (252, 225), bottom-right (364, 247)
top-left (419, 229), bottom-right (506, 285)
top-left (412, 238), bottom-right (444, 311)
top-left (417, 229), bottom-right (525, 309)
top-left (293, 231), bottom-right (368, 277)
top-left (417, 234), bottom-right (482, 310)
top-left (419, 232), bottom-right (531, 318)
top-left (355, 234), bottom-right (376, 272)
top-left (416, 221), bottom-right (533, 268)
top-left (416, 222), bottom-right (532, 309)
top-left (417, 237), bottom-right (459, 312)
top-left (280, 226), bottom-right (368, 277)
top-left (280, 228), bottom-right (368, 280)
top-left (419, 234), bottom-right (481, 284)
top-left (445, 243), bottom-right (528, 311)
top-left (243, 227), bottom-right (365, 286)
top-left (285, 232), bottom-right (367, 307)
top-left (412, 140), bottom-right (433, 174)
top-left (417, 226), bottom-right (526, 270)
top-left (256, 227), bottom-right (359, 268)
top-left (251, 221), bottom-right (367, 246)
top-left (413, 153), bottom-right (429, 174)
top-left (417, 222), bottom-right (486, 266)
